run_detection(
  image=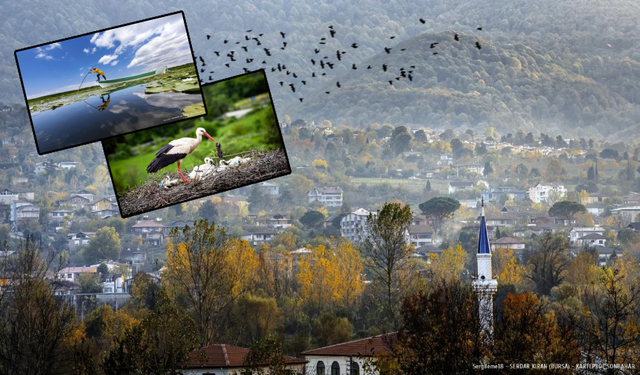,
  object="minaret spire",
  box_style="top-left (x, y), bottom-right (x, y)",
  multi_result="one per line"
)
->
top-left (473, 196), bottom-right (497, 339)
